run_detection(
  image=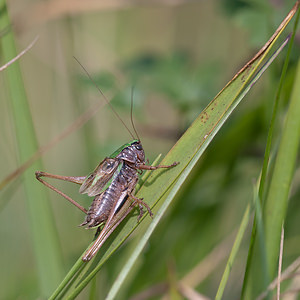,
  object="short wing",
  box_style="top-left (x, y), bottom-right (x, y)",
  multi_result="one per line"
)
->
top-left (79, 158), bottom-right (121, 196)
